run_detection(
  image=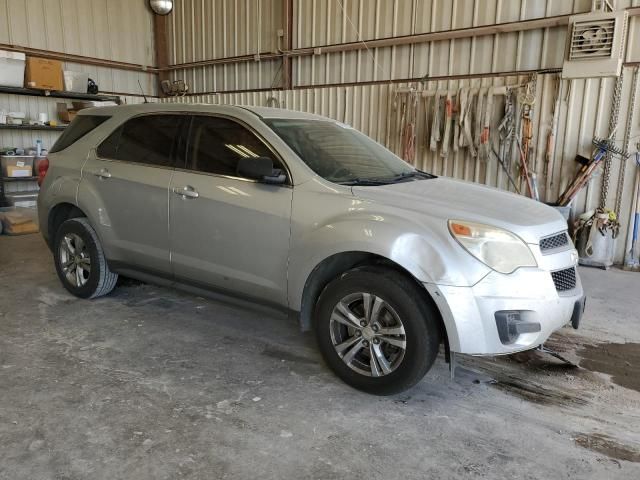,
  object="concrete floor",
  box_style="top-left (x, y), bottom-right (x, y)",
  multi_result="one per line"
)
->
top-left (1, 234), bottom-right (639, 480)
